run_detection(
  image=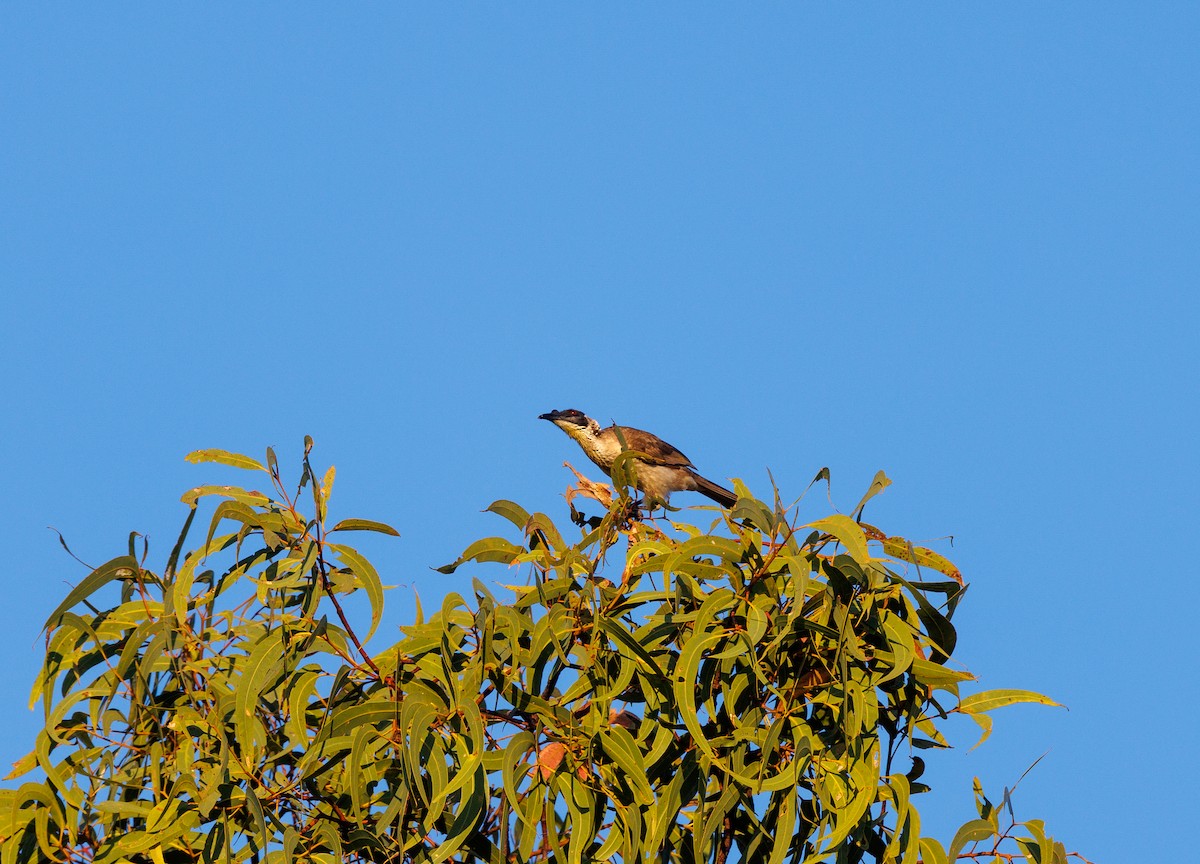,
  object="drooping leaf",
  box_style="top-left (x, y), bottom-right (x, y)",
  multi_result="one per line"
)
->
top-left (42, 555), bottom-right (139, 632)
top-left (330, 543), bottom-right (386, 642)
top-left (967, 712), bottom-right (994, 750)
